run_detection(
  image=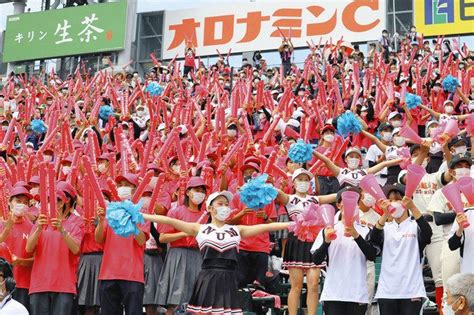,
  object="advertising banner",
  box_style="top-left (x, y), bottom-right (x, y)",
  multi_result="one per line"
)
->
top-left (3, 1), bottom-right (127, 63)
top-left (162, 1), bottom-right (386, 59)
